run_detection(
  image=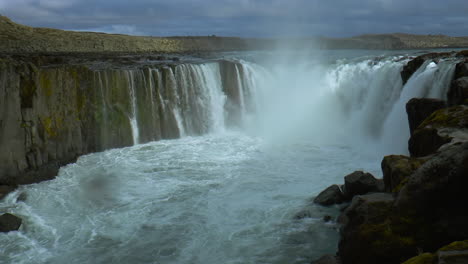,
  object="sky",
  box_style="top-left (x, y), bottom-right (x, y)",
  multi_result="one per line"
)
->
top-left (1, 0), bottom-right (468, 37)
